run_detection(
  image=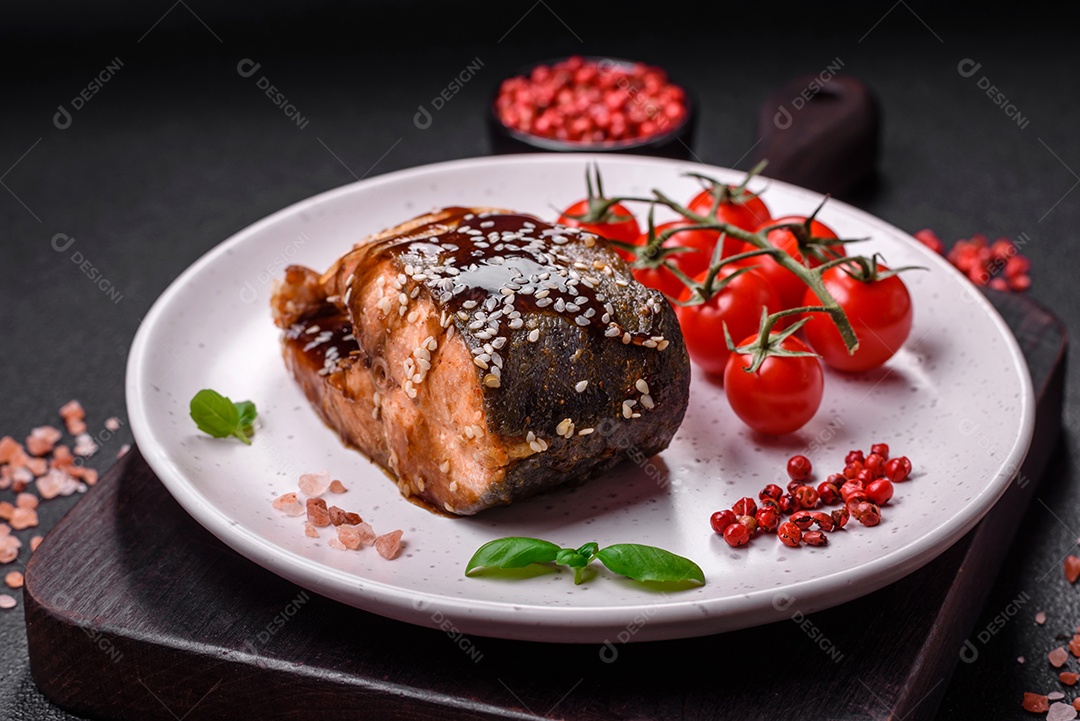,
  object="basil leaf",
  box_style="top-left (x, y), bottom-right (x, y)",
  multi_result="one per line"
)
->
top-left (189, 389), bottom-right (257, 445)
top-left (556, 548), bottom-right (588, 568)
top-left (576, 542), bottom-right (599, 562)
top-left (465, 537), bottom-right (561, 575)
top-left (596, 544), bottom-right (706, 585)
